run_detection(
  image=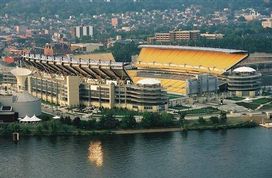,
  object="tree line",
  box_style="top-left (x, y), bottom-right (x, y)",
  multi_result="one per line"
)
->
top-left (1, 0), bottom-right (271, 18)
